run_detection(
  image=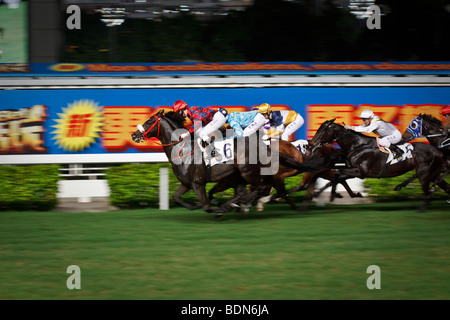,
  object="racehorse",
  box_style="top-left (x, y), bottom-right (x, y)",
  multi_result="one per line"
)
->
top-left (309, 119), bottom-right (445, 211)
top-left (131, 110), bottom-right (313, 216)
top-left (208, 140), bottom-right (363, 211)
top-left (395, 114), bottom-right (450, 197)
